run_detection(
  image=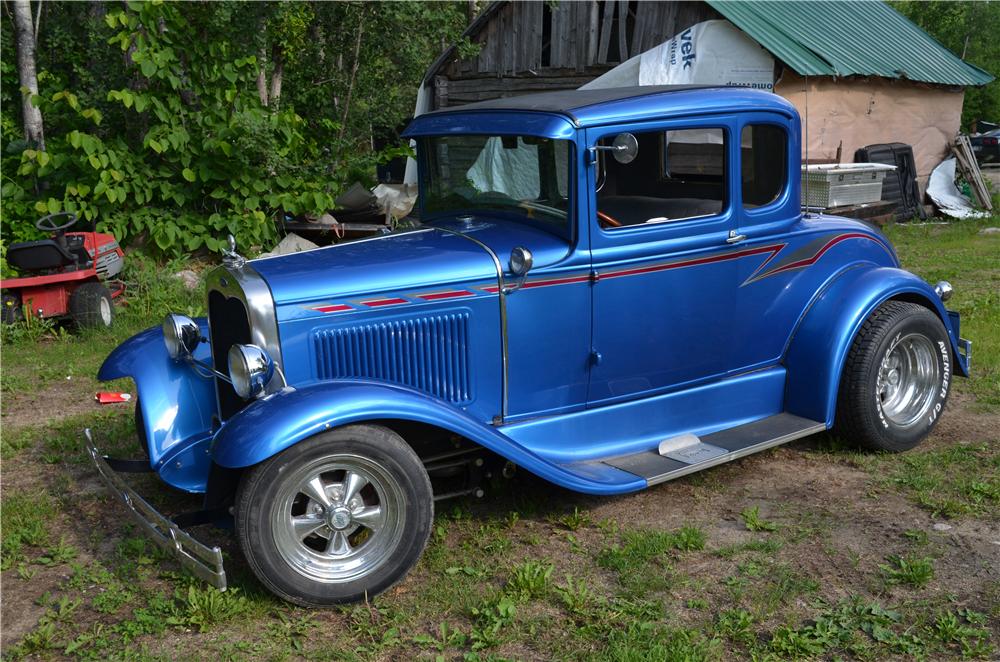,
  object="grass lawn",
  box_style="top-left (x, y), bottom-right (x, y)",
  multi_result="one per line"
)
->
top-left (1, 220), bottom-right (997, 661)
